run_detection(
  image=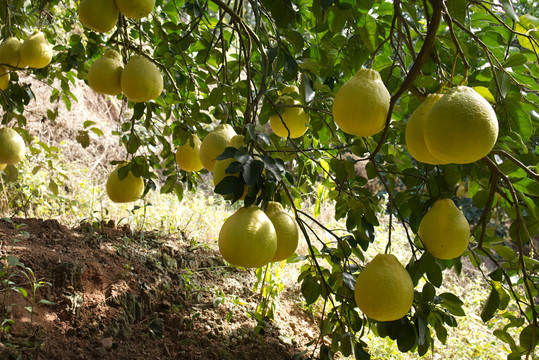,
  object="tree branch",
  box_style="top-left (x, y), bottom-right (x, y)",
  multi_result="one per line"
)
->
top-left (371, 0), bottom-right (443, 159)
